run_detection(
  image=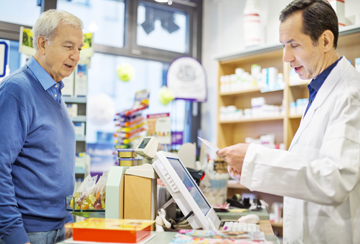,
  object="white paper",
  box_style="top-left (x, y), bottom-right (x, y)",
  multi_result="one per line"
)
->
top-left (198, 137), bottom-right (220, 152)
